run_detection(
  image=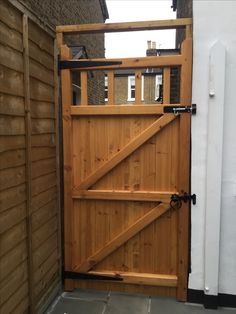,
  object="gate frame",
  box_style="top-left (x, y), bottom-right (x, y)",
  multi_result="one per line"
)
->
top-left (57, 18), bottom-right (192, 301)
